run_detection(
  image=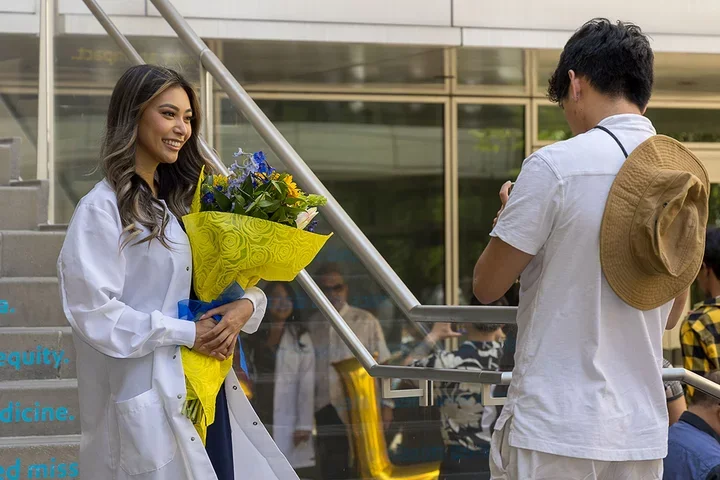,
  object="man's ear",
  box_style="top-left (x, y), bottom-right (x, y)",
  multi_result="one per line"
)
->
top-left (568, 70), bottom-right (581, 102)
